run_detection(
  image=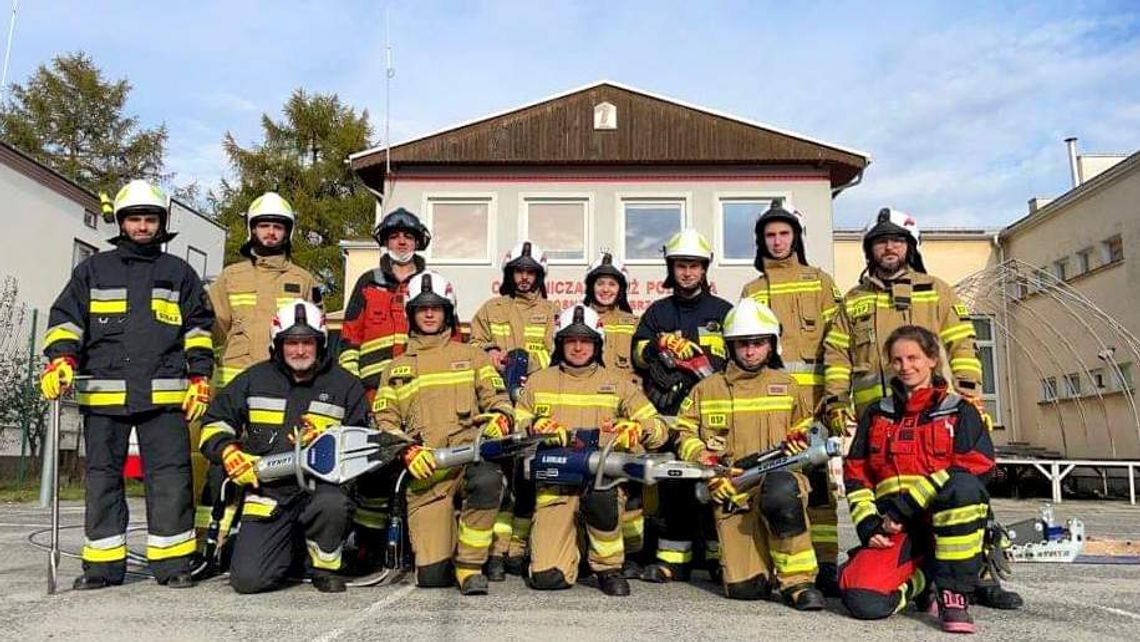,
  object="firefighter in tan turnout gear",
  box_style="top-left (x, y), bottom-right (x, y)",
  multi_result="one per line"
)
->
top-left (374, 271), bottom-right (516, 595)
top-left (674, 297), bottom-right (824, 610)
top-left (209, 192), bottom-right (321, 388)
top-left (740, 201), bottom-right (844, 595)
top-left (515, 304), bottom-right (668, 596)
top-left (469, 241), bottom-right (560, 579)
top-left (583, 250), bottom-right (646, 572)
top-left (40, 179), bottom-right (214, 590)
